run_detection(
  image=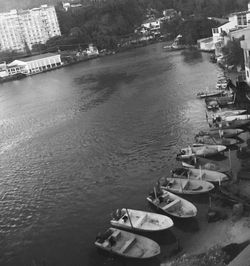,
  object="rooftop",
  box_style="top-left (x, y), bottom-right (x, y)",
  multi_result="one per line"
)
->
top-left (17, 53), bottom-right (59, 62)
top-left (208, 17), bottom-right (229, 24)
top-left (229, 10), bottom-right (250, 16)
